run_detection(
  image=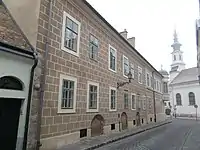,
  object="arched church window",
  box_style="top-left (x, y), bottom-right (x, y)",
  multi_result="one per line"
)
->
top-left (176, 93), bottom-right (182, 106)
top-left (189, 92), bottom-right (195, 105)
top-left (0, 76), bottom-right (23, 90)
top-left (174, 55), bottom-right (176, 61)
